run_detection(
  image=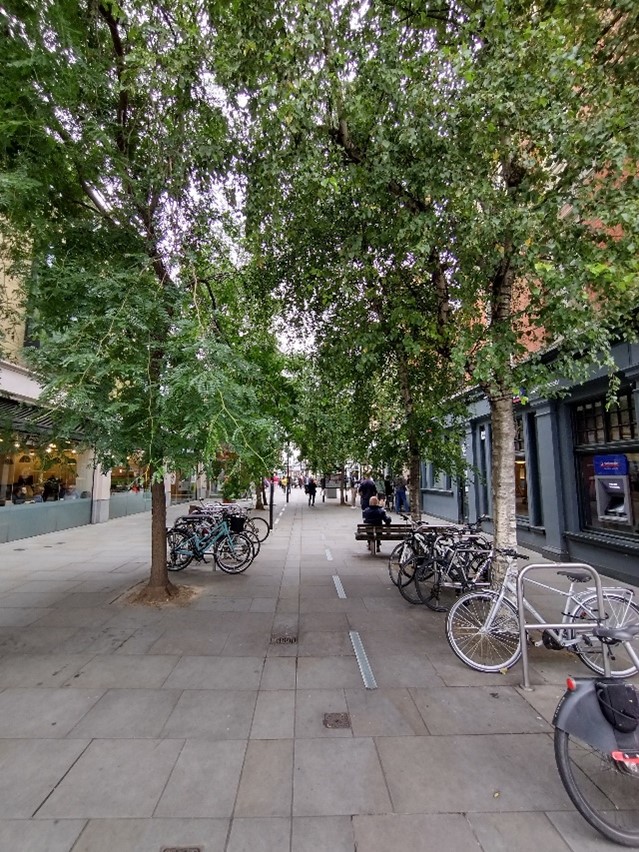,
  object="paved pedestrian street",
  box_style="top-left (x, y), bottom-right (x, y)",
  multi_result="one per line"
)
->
top-left (0, 489), bottom-right (630, 851)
